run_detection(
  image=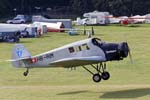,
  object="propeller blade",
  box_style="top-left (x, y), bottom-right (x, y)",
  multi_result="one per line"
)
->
top-left (123, 34), bottom-right (133, 63)
top-left (127, 44), bottom-right (133, 64)
top-left (129, 49), bottom-right (133, 64)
